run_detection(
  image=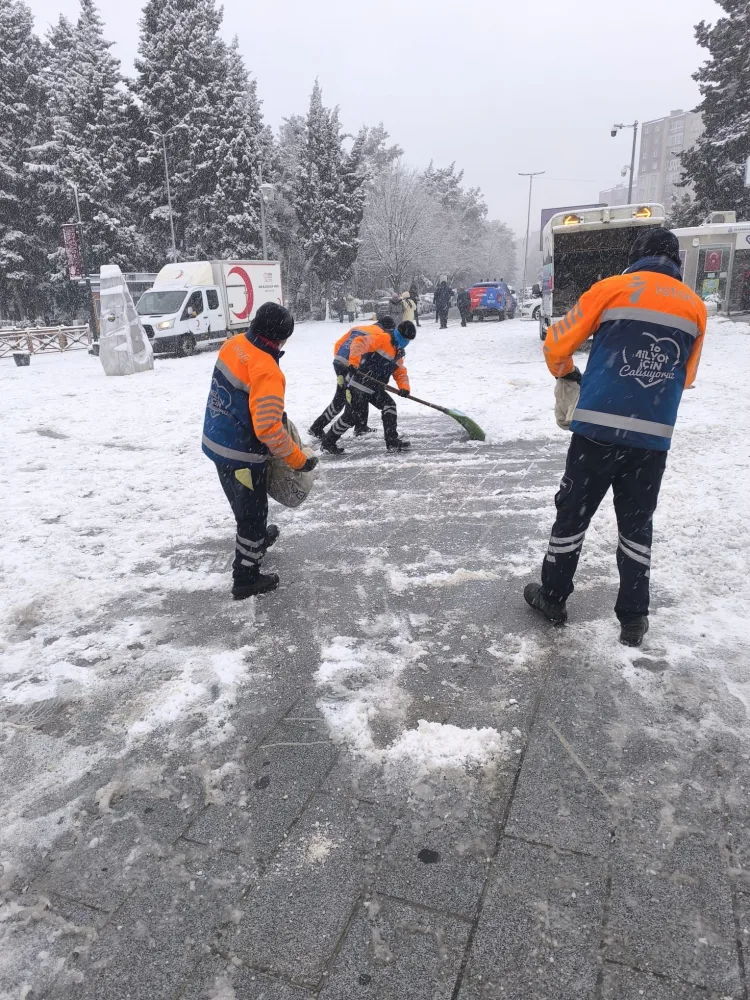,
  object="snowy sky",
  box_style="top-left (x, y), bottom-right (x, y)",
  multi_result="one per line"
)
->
top-left (28, 0), bottom-right (720, 234)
